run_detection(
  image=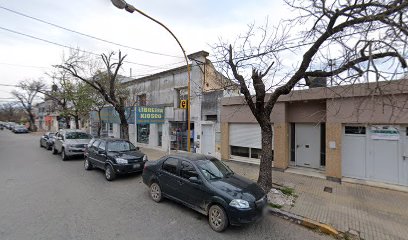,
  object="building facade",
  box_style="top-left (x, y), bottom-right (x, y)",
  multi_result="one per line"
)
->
top-left (221, 79), bottom-right (408, 187)
top-left (91, 51), bottom-right (237, 158)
